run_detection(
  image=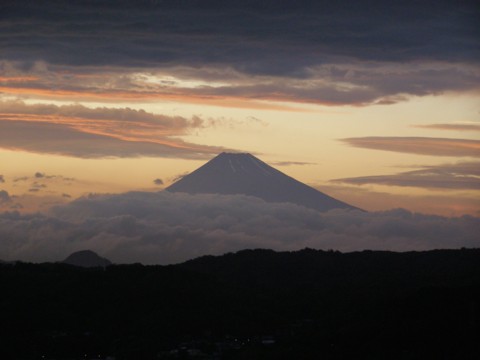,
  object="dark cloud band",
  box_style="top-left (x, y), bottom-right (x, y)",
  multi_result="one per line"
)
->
top-left (1, 0), bottom-right (479, 106)
top-left (2, 1), bottom-right (478, 70)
